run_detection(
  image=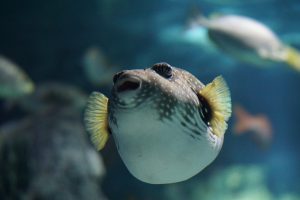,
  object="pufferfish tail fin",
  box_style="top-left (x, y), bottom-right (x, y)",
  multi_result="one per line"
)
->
top-left (84, 92), bottom-right (110, 150)
top-left (199, 76), bottom-right (232, 138)
top-left (284, 46), bottom-right (300, 72)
